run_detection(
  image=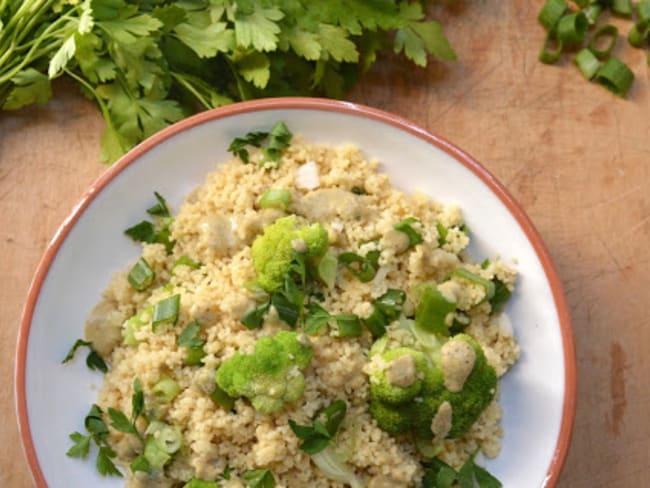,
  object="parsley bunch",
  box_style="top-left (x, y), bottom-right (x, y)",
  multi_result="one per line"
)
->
top-left (0, 0), bottom-right (456, 163)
